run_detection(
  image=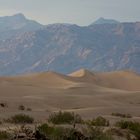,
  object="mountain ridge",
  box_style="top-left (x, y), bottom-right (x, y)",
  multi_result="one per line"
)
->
top-left (0, 13), bottom-right (43, 40)
top-left (0, 14), bottom-right (140, 75)
top-left (92, 17), bottom-right (120, 25)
